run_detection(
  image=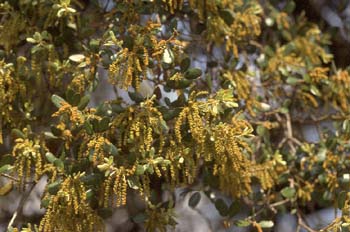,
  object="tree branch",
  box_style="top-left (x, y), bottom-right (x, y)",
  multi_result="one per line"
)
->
top-left (7, 182), bottom-right (37, 230)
